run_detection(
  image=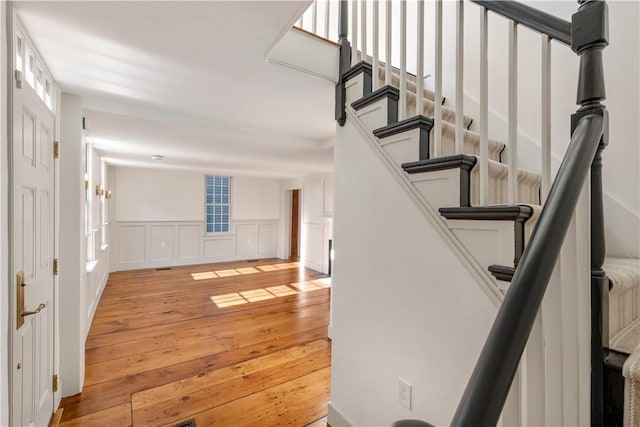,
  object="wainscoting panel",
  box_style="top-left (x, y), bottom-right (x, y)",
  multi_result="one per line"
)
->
top-left (111, 220), bottom-right (279, 271)
top-left (120, 225), bottom-right (146, 264)
top-left (236, 223), bottom-right (257, 256)
top-left (150, 225), bottom-right (175, 261)
top-left (203, 237), bottom-right (234, 258)
top-left (299, 219), bottom-right (333, 274)
top-left (258, 223), bottom-right (277, 255)
top-left (178, 224), bottom-right (201, 260)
